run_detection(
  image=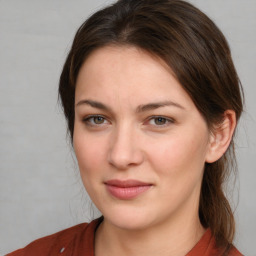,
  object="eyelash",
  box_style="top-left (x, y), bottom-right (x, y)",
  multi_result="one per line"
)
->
top-left (146, 116), bottom-right (174, 127)
top-left (82, 115), bottom-right (175, 128)
top-left (83, 115), bottom-right (109, 126)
